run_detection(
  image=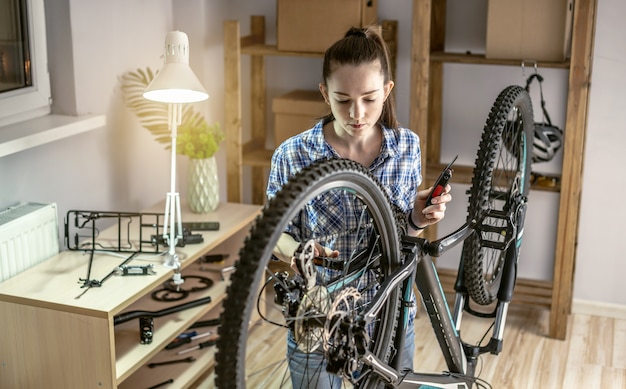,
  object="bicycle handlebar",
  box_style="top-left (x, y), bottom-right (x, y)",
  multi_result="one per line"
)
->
top-left (113, 296), bottom-right (212, 325)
